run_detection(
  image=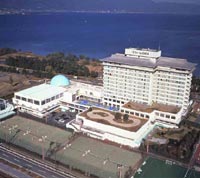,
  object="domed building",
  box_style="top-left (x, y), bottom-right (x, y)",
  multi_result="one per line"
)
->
top-left (50, 74), bottom-right (70, 87)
